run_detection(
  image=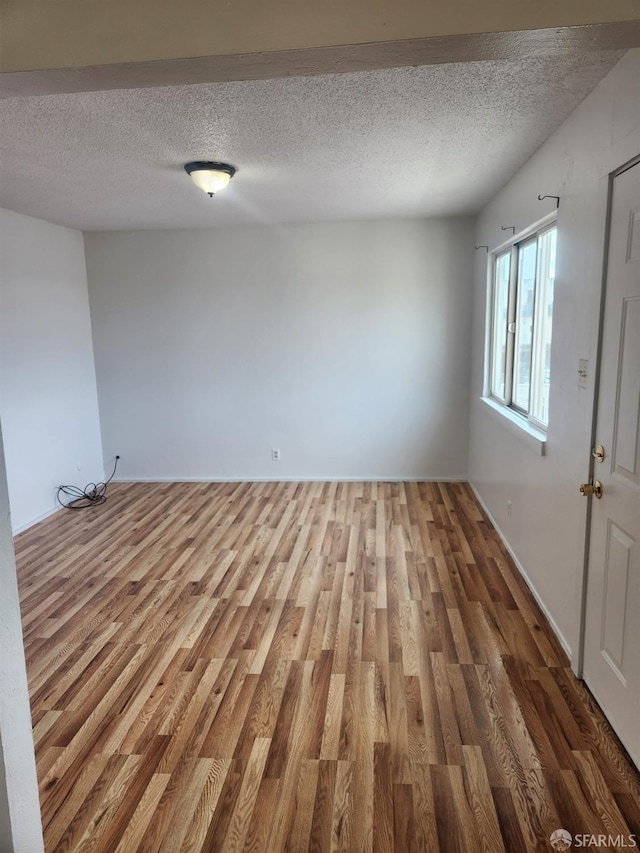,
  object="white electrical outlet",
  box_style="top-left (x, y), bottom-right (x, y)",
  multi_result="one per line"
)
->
top-left (272, 448), bottom-right (281, 461)
top-left (506, 500), bottom-right (512, 519)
